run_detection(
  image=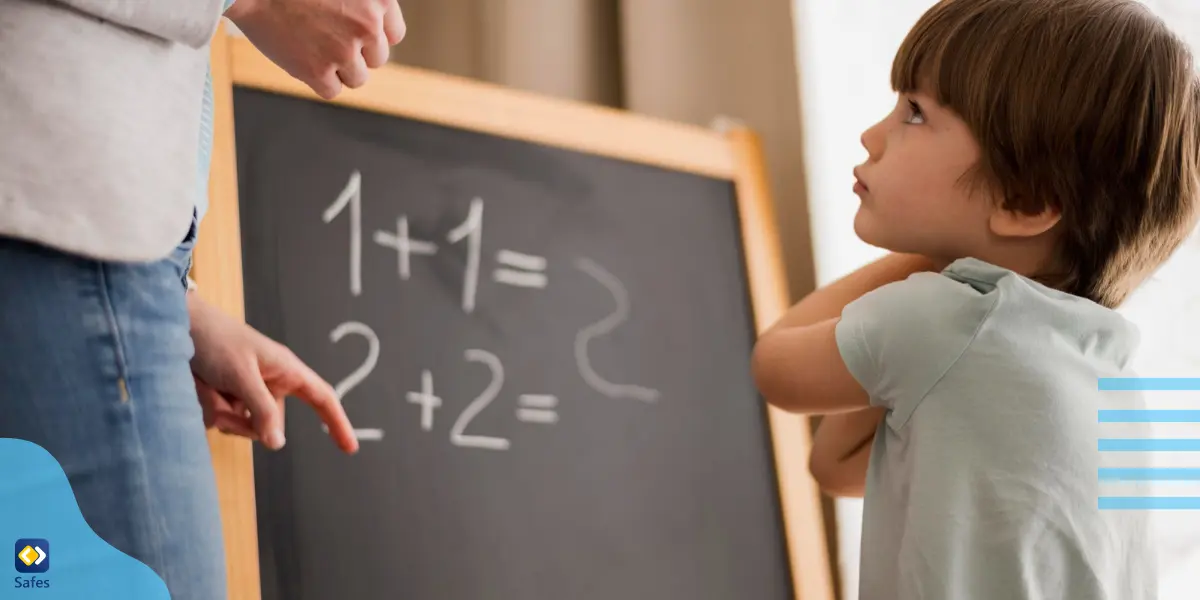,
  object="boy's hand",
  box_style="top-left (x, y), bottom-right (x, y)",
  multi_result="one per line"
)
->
top-left (225, 0), bottom-right (406, 99)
